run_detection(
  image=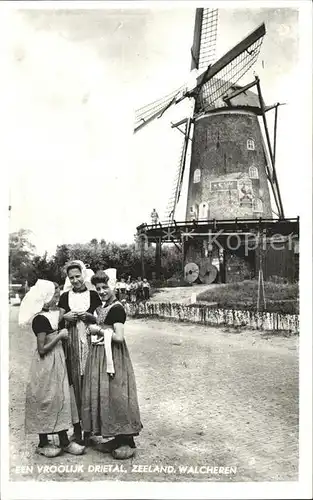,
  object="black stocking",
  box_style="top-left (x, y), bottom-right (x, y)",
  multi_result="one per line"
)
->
top-left (58, 430), bottom-right (70, 447)
top-left (38, 434), bottom-right (49, 447)
top-left (73, 422), bottom-right (82, 441)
